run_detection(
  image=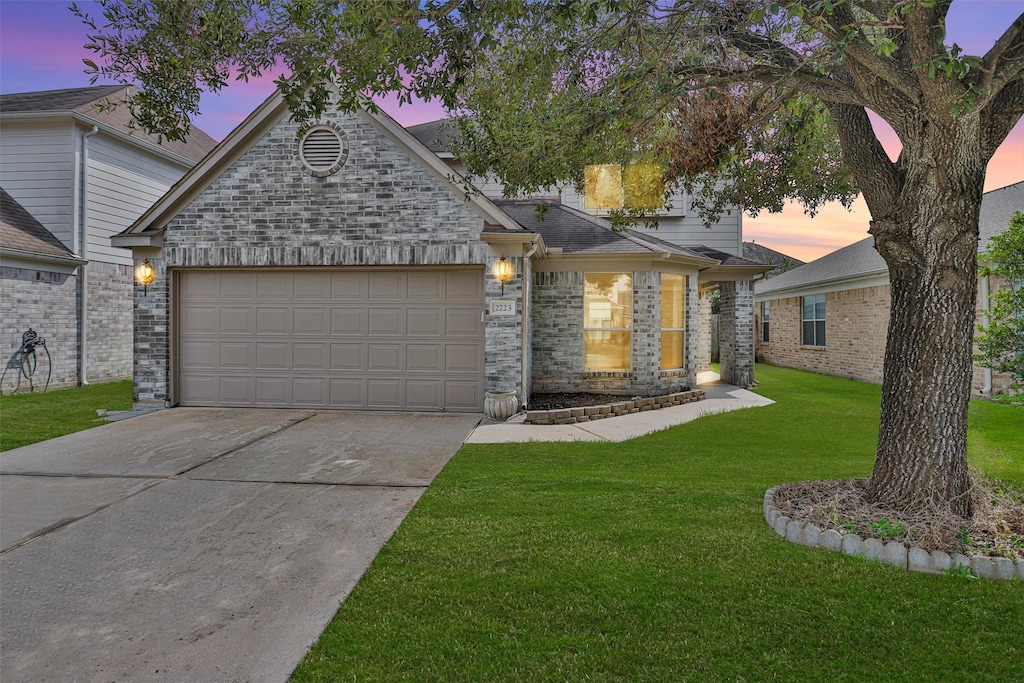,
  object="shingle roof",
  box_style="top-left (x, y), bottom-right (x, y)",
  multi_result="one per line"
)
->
top-left (0, 187), bottom-right (76, 259)
top-left (742, 241), bottom-right (805, 270)
top-left (406, 118), bottom-right (458, 154)
top-left (492, 198), bottom-right (712, 260)
top-left (0, 86), bottom-right (217, 163)
top-left (756, 181), bottom-right (1024, 297)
